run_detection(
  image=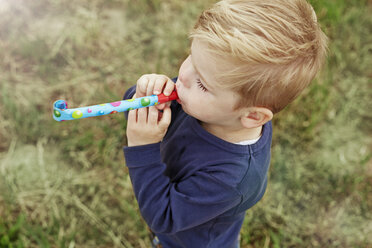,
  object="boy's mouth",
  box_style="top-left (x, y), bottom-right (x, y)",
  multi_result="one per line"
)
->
top-left (175, 84), bottom-right (182, 104)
